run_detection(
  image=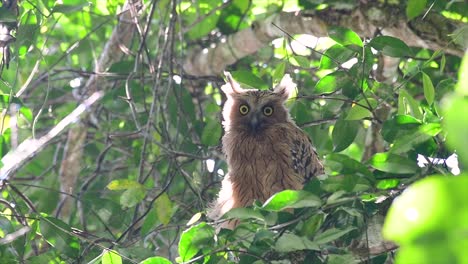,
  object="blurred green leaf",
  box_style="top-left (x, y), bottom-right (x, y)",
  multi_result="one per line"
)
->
top-left (120, 187), bottom-right (147, 208)
top-left (332, 118), bottom-right (359, 152)
top-left (313, 227), bottom-right (356, 245)
top-left (328, 26), bottom-right (363, 48)
top-left (325, 153), bottom-right (373, 178)
top-left (155, 193), bottom-right (174, 225)
top-left (273, 61), bottom-right (286, 83)
top-left (444, 52), bottom-right (468, 166)
top-left (262, 190), bottom-right (322, 211)
top-left (455, 51), bottom-right (468, 95)
top-left (300, 213), bottom-right (325, 236)
top-left (376, 179), bottom-right (400, 189)
top-left (444, 97), bottom-right (468, 166)
top-left (369, 36), bottom-right (411, 57)
top-left (275, 233), bottom-right (319, 252)
top-left (398, 89), bottom-right (423, 119)
top-left (201, 119), bottom-right (221, 146)
top-left (0, 8), bottom-right (17, 22)
top-left (224, 207), bottom-right (265, 222)
top-left (320, 44), bottom-right (355, 69)
top-left (395, 114), bottom-right (422, 125)
top-left (40, 217), bottom-right (80, 258)
top-left (292, 55), bottom-right (311, 68)
top-left (231, 70), bottom-right (268, 89)
top-left (390, 123), bottom-right (441, 154)
top-left (422, 72), bottom-right (435, 105)
top-left (141, 205), bottom-right (158, 236)
top-left (178, 222), bottom-right (215, 262)
top-left (19, 106), bottom-right (33, 122)
top-left (406, 0), bottom-right (427, 20)
top-left (107, 179), bottom-right (144, 190)
top-left (184, 0), bottom-right (222, 40)
top-left (369, 152), bottom-right (419, 174)
top-left (140, 257), bottom-right (172, 264)
top-left (345, 98), bottom-right (378, 120)
top-left (315, 70), bottom-right (352, 94)
top-left (52, 3), bottom-right (88, 13)
top-left (383, 175), bottom-right (468, 244)
top-left (101, 250), bottom-right (122, 264)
